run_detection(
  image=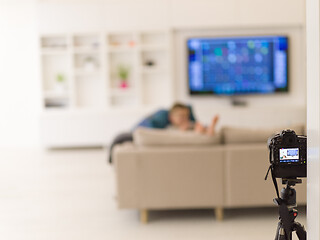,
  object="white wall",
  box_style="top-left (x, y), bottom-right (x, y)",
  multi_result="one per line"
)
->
top-left (0, 0), bottom-right (306, 147)
top-left (0, 1), bottom-right (41, 148)
top-left (170, 0), bottom-right (305, 28)
top-left (37, 0), bottom-right (305, 33)
top-left (37, 0), bottom-right (170, 33)
top-left (306, 0), bottom-right (320, 238)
